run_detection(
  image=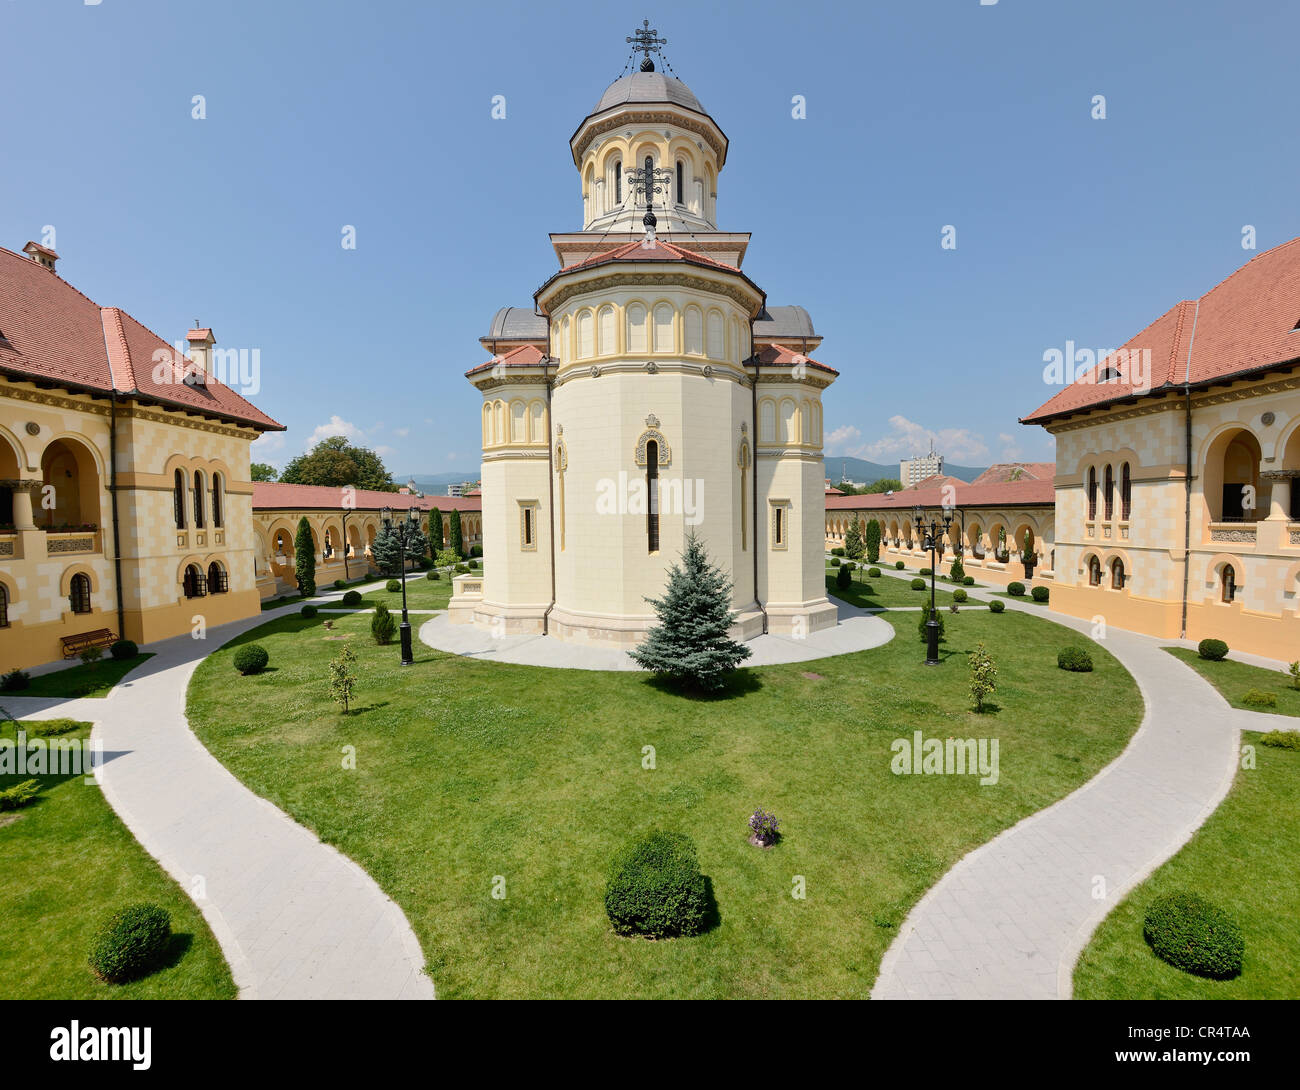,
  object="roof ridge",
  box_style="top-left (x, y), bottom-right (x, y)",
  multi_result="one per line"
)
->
top-left (99, 306), bottom-right (135, 391)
